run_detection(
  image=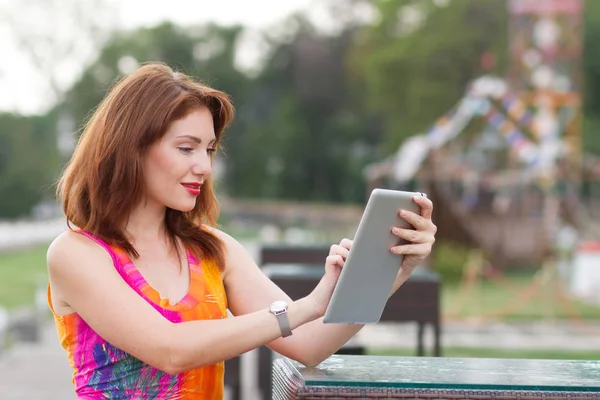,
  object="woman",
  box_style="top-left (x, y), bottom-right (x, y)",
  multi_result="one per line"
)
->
top-left (47, 62), bottom-right (437, 399)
